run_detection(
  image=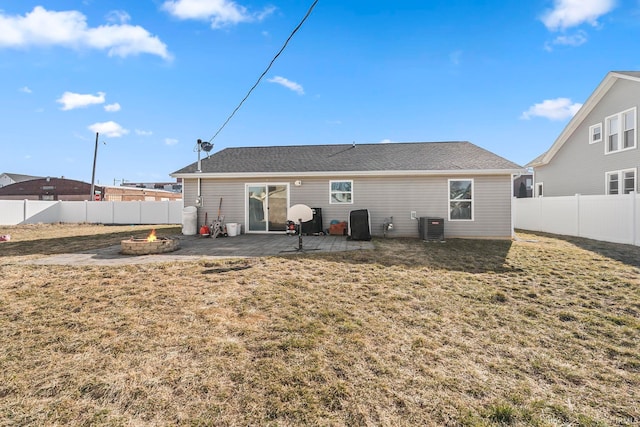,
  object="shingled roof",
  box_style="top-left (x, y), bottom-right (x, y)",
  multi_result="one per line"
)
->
top-left (172, 141), bottom-right (522, 176)
top-left (1, 172), bottom-right (42, 183)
